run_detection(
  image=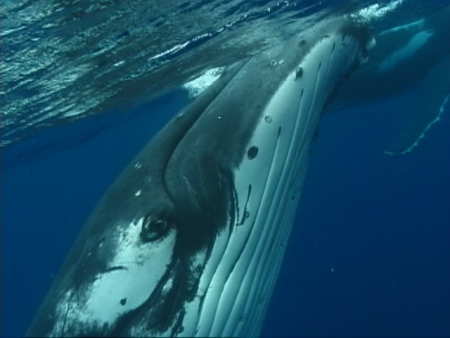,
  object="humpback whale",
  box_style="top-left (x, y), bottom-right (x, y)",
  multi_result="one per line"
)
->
top-left (331, 5), bottom-right (450, 155)
top-left (27, 17), bottom-right (372, 337)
